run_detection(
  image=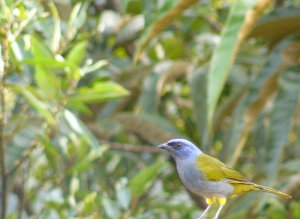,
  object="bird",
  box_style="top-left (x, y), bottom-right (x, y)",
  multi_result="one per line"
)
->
top-left (158, 139), bottom-right (291, 219)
